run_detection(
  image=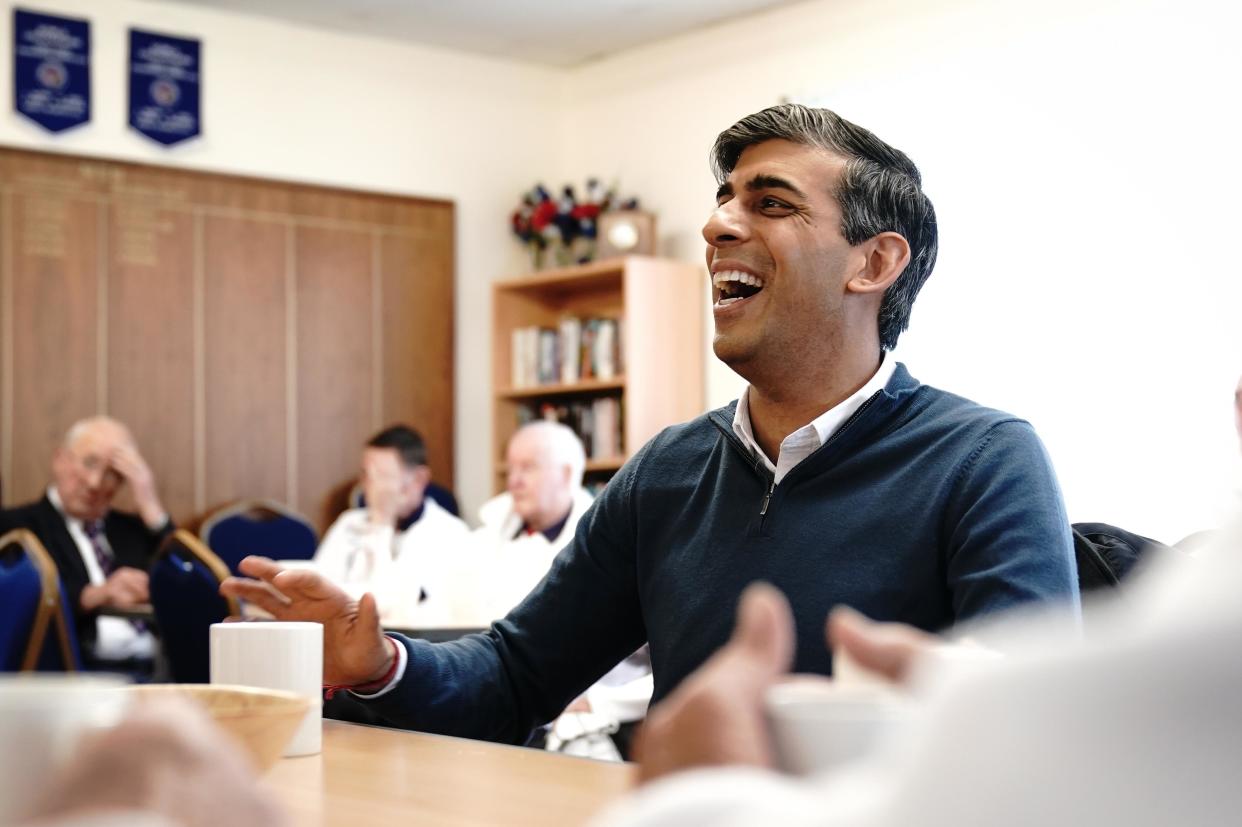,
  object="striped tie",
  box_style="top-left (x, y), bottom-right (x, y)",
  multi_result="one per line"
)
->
top-left (83, 520), bottom-right (114, 576)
